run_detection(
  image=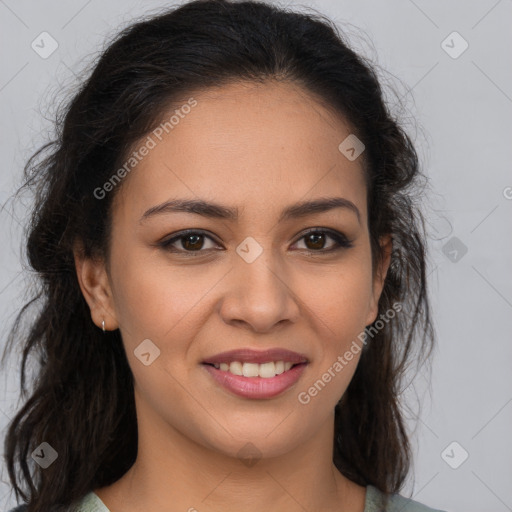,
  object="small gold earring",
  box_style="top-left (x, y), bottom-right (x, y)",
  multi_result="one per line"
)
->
top-left (102, 319), bottom-right (106, 333)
